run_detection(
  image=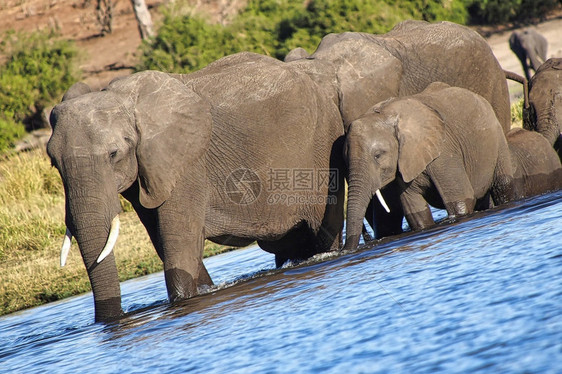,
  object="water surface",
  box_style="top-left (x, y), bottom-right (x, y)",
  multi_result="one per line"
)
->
top-left (1, 191), bottom-right (561, 373)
